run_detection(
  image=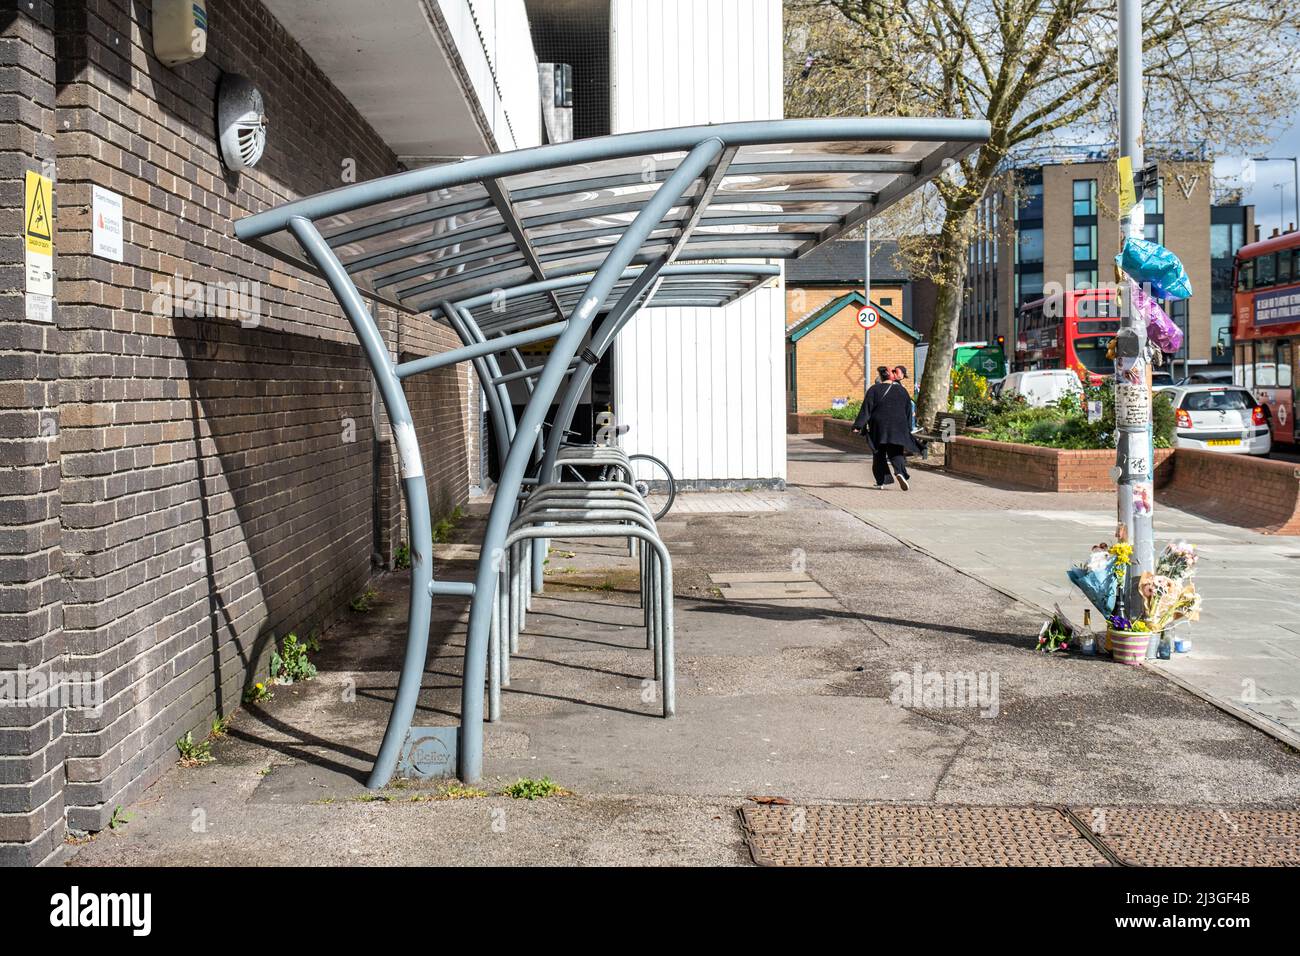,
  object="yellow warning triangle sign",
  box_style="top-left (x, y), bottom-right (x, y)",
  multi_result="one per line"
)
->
top-left (26, 180), bottom-right (51, 241)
